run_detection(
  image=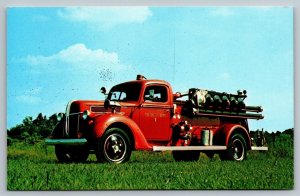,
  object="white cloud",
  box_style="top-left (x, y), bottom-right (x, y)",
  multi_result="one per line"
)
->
top-left (58, 7), bottom-right (152, 29)
top-left (17, 43), bottom-right (134, 95)
top-left (210, 7), bottom-right (234, 17)
top-left (21, 43), bottom-right (128, 73)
